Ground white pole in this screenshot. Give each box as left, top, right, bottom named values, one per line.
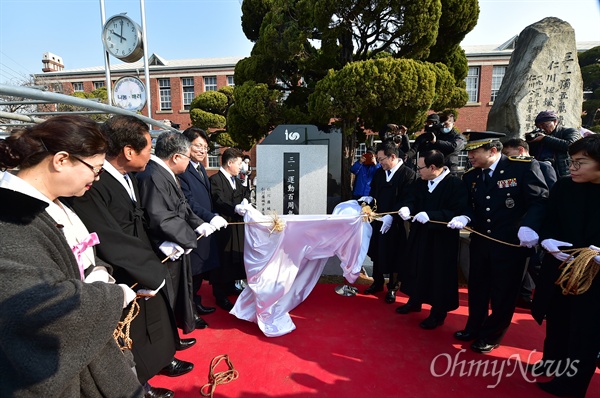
left=99, top=0, right=113, bottom=106
left=140, top=0, right=152, bottom=119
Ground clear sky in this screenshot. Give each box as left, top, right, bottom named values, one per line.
left=0, top=0, right=599, bottom=84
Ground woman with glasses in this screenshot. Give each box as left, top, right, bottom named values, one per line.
left=531, top=134, right=600, bottom=397
left=0, top=115, right=143, bottom=397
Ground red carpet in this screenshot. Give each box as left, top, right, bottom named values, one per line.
left=150, top=284, right=600, bottom=397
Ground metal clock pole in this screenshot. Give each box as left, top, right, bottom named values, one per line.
left=139, top=0, right=152, bottom=119
left=99, top=0, right=113, bottom=106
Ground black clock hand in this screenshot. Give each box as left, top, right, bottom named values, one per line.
left=111, top=31, right=127, bottom=41
left=119, top=20, right=124, bottom=43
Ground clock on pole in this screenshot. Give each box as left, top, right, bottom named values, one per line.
left=112, top=76, right=147, bottom=112
left=102, top=14, right=144, bottom=63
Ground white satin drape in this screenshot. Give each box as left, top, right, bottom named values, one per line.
left=231, top=200, right=372, bottom=337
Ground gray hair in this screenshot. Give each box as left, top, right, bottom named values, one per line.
left=154, top=132, right=190, bottom=159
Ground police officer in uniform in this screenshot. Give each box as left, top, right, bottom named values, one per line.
left=447, top=131, right=549, bottom=353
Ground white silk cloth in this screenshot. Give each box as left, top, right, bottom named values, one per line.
left=231, top=200, right=372, bottom=337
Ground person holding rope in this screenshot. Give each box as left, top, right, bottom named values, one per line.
left=136, top=132, right=219, bottom=333
left=396, top=149, right=468, bottom=329
left=448, top=131, right=549, bottom=354
left=0, top=115, right=144, bottom=397
left=530, top=134, right=600, bottom=397
left=68, top=116, right=196, bottom=396
left=359, top=139, right=416, bottom=303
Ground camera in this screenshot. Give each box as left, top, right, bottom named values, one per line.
left=525, top=128, right=544, bottom=141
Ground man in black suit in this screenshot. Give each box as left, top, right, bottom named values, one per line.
left=210, top=148, right=251, bottom=311
left=69, top=116, right=193, bottom=397
left=448, top=131, right=548, bottom=354
left=397, top=150, right=468, bottom=329
left=136, top=132, right=218, bottom=333
left=179, top=127, right=227, bottom=313
left=359, top=139, right=416, bottom=303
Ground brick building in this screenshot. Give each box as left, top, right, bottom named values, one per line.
left=33, top=37, right=598, bottom=162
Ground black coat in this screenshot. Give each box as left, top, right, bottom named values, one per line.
left=462, top=155, right=548, bottom=244
left=179, top=163, right=220, bottom=275
left=210, top=171, right=251, bottom=281
left=530, top=126, right=580, bottom=177
left=400, top=174, right=468, bottom=311
left=68, top=171, right=176, bottom=384
left=367, top=164, right=416, bottom=273
left=136, top=159, right=205, bottom=333
left=407, top=128, right=467, bottom=170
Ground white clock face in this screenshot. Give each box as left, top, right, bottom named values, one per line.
left=113, top=76, right=147, bottom=112
left=102, top=15, right=143, bottom=62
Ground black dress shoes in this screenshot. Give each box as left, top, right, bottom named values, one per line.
left=216, top=297, right=234, bottom=311
left=453, top=329, right=478, bottom=341
left=196, top=302, right=216, bottom=315
left=194, top=314, right=208, bottom=329
left=176, top=337, right=196, bottom=351
left=145, top=386, right=174, bottom=398
left=470, top=339, right=499, bottom=354
left=364, top=284, right=384, bottom=295
left=419, top=315, right=445, bottom=330
left=384, top=290, right=397, bottom=304
left=158, top=358, right=194, bottom=377
left=395, top=302, right=422, bottom=314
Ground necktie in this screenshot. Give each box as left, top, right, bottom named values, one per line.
left=231, top=176, right=236, bottom=189
left=196, top=164, right=205, bottom=183
left=386, top=170, right=391, bottom=178
left=482, top=168, right=491, bottom=187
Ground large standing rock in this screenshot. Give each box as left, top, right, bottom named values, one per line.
left=487, top=17, right=583, bottom=137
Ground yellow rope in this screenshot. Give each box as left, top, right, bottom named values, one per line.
left=554, top=247, right=600, bottom=295
left=200, top=354, right=239, bottom=398
left=113, top=297, right=141, bottom=351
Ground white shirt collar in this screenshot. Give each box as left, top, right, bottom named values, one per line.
left=220, top=167, right=236, bottom=189
left=428, top=167, right=450, bottom=192
left=386, top=158, right=403, bottom=181
left=103, top=161, right=136, bottom=201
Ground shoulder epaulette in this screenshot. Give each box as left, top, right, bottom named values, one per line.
left=463, top=167, right=476, bottom=174
left=508, top=155, right=533, bottom=162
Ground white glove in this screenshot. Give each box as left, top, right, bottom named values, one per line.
left=210, top=215, right=228, bottom=230
left=541, top=239, right=573, bottom=262
left=380, top=214, right=393, bottom=234
left=136, top=279, right=165, bottom=300
left=398, top=207, right=411, bottom=221
left=358, top=196, right=373, bottom=204
left=83, top=266, right=115, bottom=284
left=518, top=226, right=539, bottom=248
left=589, top=245, right=600, bottom=265
left=158, top=241, right=184, bottom=261
left=412, top=211, right=429, bottom=224
left=447, top=215, right=469, bottom=229
left=233, top=203, right=248, bottom=217
left=119, top=284, right=137, bottom=308
left=195, top=223, right=216, bottom=237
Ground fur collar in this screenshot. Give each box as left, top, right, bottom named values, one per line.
left=0, top=188, right=49, bottom=225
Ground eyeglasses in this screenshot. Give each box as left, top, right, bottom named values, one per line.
left=191, top=144, right=209, bottom=152
left=376, top=156, right=389, bottom=163
left=416, top=165, right=427, bottom=171
left=71, top=155, right=104, bottom=177
left=566, top=158, right=592, bottom=170
left=177, top=152, right=192, bottom=160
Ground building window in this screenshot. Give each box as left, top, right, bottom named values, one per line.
left=207, top=144, right=221, bottom=168
left=158, top=78, right=171, bottom=110
left=182, top=77, right=194, bottom=110
left=72, top=82, right=84, bottom=92
left=491, top=66, right=507, bottom=102
left=93, top=81, right=105, bottom=90
left=204, top=76, right=217, bottom=92
left=465, top=66, right=480, bottom=103
left=354, top=143, right=367, bottom=162
left=227, top=75, right=234, bottom=87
